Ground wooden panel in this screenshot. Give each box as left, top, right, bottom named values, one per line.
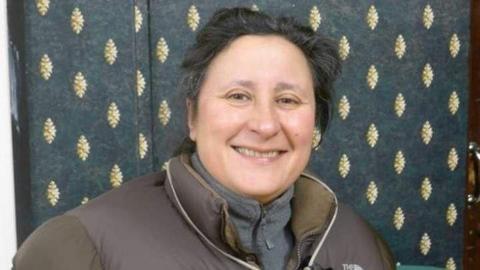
left=464, top=0, right=480, bottom=269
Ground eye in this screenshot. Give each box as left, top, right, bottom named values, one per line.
left=226, top=92, right=251, bottom=102
left=277, top=96, right=301, bottom=106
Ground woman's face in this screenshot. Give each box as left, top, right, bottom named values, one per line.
left=188, top=35, right=316, bottom=203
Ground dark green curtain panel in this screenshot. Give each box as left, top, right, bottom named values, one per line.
left=12, top=0, right=470, bottom=268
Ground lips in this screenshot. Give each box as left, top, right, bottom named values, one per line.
left=233, top=146, right=286, bottom=159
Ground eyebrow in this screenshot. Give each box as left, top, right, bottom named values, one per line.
left=274, top=82, right=302, bottom=92
left=228, top=80, right=303, bottom=92
left=230, top=80, right=256, bottom=89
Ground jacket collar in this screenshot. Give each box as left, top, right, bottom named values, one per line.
left=164, top=154, right=337, bottom=258
left=291, top=171, right=337, bottom=242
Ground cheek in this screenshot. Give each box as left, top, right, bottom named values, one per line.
left=286, top=110, right=316, bottom=143
left=196, top=102, right=245, bottom=135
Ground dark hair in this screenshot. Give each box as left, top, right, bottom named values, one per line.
left=174, top=7, right=341, bottom=155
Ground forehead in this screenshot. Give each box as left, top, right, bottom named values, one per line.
left=212, top=34, right=308, bottom=65
left=224, top=34, right=302, bottom=52
left=202, top=34, right=314, bottom=91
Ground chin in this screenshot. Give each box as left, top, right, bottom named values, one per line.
left=236, top=183, right=287, bottom=203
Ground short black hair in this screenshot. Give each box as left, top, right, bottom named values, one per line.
left=174, top=7, right=341, bottom=155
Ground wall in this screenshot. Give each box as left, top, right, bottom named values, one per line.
left=1, top=0, right=18, bottom=268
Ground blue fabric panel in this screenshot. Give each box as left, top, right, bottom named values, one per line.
left=24, top=0, right=139, bottom=226
left=134, top=0, right=155, bottom=175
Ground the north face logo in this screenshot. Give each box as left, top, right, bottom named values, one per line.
left=342, top=264, right=364, bottom=270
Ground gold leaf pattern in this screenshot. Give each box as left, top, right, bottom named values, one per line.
left=156, top=37, right=169, bottom=63
left=422, top=63, right=434, bottom=88
left=70, top=8, right=84, bottom=34
left=104, top=39, right=118, bottom=65
left=187, top=5, right=200, bottom=32
left=43, top=118, right=56, bottom=144
left=395, top=35, right=406, bottom=59
left=448, top=91, right=460, bottom=115
left=338, top=36, right=350, bottom=61
left=36, top=0, right=50, bottom=16
left=421, top=121, right=433, bottom=145
left=366, top=123, right=379, bottom=148
left=367, top=65, right=378, bottom=90
left=447, top=147, right=459, bottom=171
left=419, top=233, right=431, bottom=256
left=39, top=54, right=53, bottom=80
left=81, top=197, right=89, bottom=205
left=449, top=33, right=460, bottom=58
left=394, top=150, right=406, bottom=175
left=420, top=177, right=432, bottom=201
left=309, top=6, right=321, bottom=32
left=393, top=207, right=405, bottom=230
left=423, top=5, right=434, bottom=30
left=338, top=96, right=350, bottom=120
left=338, top=154, right=350, bottom=179
left=251, top=4, right=259, bottom=12
left=446, top=203, right=457, bottom=226
left=394, top=93, right=406, bottom=118
left=46, top=180, right=60, bottom=206
left=366, top=181, right=378, bottom=205
left=110, top=164, right=123, bottom=188
left=136, top=70, right=146, bottom=97
left=138, top=133, right=148, bottom=159
left=73, top=72, right=88, bottom=98
left=107, top=102, right=121, bottom=128
left=158, top=100, right=171, bottom=126
left=366, top=5, right=379, bottom=30
left=445, top=258, right=456, bottom=270
left=135, top=5, right=143, bottom=33
left=312, top=127, right=321, bottom=150
left=76, top=135, right=90, bottom=161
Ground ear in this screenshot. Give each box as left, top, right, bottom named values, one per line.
left=186, top=99, right=196, bottom=141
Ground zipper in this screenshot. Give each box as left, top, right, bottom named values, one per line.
left=260, top=205, right=266, bottom=219
left=293, top=234, right=316, bottom=270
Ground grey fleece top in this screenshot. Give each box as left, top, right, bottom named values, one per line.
left=191, top=153, right=294, bottom=270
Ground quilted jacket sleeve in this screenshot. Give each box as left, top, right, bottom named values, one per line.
left=13, top=215, right=103, bottom=270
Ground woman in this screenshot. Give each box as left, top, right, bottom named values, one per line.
left=14, top=7, right=394, bottom=270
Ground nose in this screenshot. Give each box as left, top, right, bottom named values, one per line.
left=247, top=101, right=281, bottom=139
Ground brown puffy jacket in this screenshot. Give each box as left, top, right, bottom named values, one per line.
left=14, top=154, right=395, bottom=270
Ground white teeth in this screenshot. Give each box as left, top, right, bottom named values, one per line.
left=235, top=147, right=280, bottom=158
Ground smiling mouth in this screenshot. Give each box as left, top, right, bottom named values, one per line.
left=233, top=146, right=285, bottom=159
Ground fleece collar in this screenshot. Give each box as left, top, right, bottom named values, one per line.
left=190, top=152, right=294, bottom=268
